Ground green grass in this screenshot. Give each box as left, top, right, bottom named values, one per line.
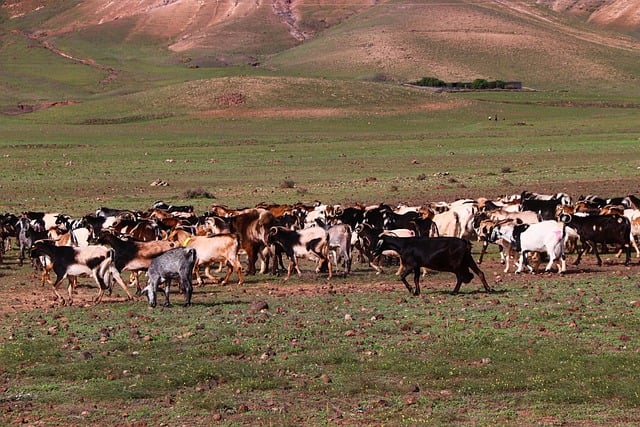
left=1, top=4, right=640, bottom=423
left=2, top=264, right=640, bottom=425
left=0, top=87, right=638, bottom=214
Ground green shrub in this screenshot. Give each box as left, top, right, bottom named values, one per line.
left=280, top=179, right=295, bottom=189
left=471, top=78, right=490, bottom=89
left=415, top=76, right=445, bottom=87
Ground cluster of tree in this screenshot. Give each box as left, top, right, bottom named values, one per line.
left=414, top=77, right=511, bottom=89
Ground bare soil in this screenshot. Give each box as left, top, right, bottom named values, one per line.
left=0, top=240, right=635, bottom=317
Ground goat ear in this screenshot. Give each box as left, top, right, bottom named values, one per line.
left=269, top=226, right=277, bottom=236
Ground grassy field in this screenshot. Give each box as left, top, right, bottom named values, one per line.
left=1, top=253, right=640, bottom=425
left=1, top=81, right=640, bottom=214
left=1, top=86, right=640, bottom=424
left=2, top=3, right=640, bottom=424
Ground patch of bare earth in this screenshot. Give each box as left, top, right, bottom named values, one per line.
left=2, top=100, right=78, bottom=116
left=2, top=0, right=56, bottom=18
left=195, top=100, right=471, bottom=119
left=0, top=246, right=634, bottom=316
left=537, top=0, right=640, bottom=30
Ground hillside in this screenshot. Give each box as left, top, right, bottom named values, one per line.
left=1, top=0, right=639, bottom=103
left=5, top=0, right=639, bottom=36
left=266, top=0, right=640, bottom=88
left=2, top=0, right=376, bottom=62
left=537, top=0, right=640, bottom=30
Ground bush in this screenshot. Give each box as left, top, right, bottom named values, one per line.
left=414, top=77, right=515, bottom=90
left=471, top=78, right=490, bottom=89
left=183, top=188, right=216, bottom=199
left=372, top=73, right=393, bottom=82
left=415, top=76, right=445, bottom=87
left=280, top=179, right=295, bottom=189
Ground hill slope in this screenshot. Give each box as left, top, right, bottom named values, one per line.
left=266, top=0, right=639, bottom=89
left=5, top=0, right=639, bottom=37
left=1, top=0, right=639, bottom=100
left=537, top=0, right=640, bottom=30
left=3, top=0, right=376, bottom=62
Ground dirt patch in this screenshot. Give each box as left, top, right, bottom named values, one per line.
left=2, top=100, right=78, bottom=116
left=215, top=92, right=246, bottom=108
left=195, top=99, right=471, bottom=119
left=2, top=0, right=56, bottom=18
left=0, top=248, right=632, bottom=317
left=537, top=0, right=640, bottom=30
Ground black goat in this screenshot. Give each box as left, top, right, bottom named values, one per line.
left=372, top=235, right=492, bottom=296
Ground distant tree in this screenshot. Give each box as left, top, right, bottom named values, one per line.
left=471, top=78, right=489, bottom=89
left=415, top=77, right=515, bottom=90
left=415, top=76, right=445, bottom=87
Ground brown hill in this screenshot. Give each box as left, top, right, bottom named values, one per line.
left=3, top=0, right=375, bottom=54
left=5, top=0, right=638, bottom=51
left=537, top=0, right=640, bottom=29
left=2, top=0, right=639, bottom=91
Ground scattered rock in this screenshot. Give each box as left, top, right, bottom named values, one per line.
left=404, top=395, right=418, bottom=406
left=248, top=301, right=269, bottom=314
left=150, top=178, right=169, bottom=186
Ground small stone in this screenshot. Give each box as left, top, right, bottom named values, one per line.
left=248, top=301, right=269, bottom=314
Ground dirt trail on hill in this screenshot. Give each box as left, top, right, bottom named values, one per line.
left=491, top=0, right=639, bottom=52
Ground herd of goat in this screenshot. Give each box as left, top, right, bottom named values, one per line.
left=1, top=191, right=639, bottom=307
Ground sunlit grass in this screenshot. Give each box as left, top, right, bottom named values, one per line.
left=2, top=267, right=640, bottom=424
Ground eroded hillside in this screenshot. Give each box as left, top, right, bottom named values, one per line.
left=2, top=0, right=375, bottom=53
left=2, top=0, right=639, bottom=96
left=537, top=0, right=640, bottom=29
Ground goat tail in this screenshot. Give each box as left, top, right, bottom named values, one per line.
left=186, top=247, right=197, bottom=265
left=453, top=211, right=462, bottom=238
